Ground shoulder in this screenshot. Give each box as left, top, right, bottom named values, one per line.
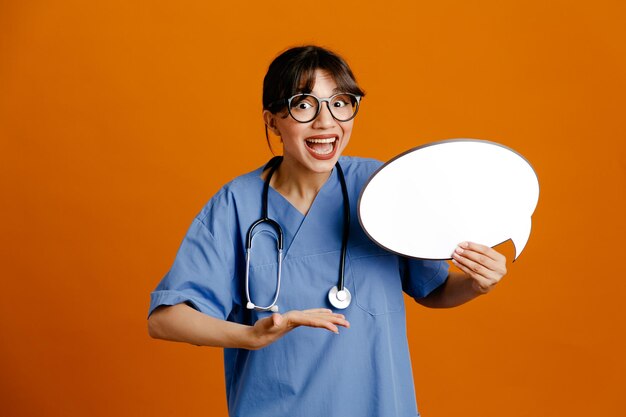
left=195, top=164, right=265, bottom=231
left=338, top=156, right=383, bottom=186
left=339, top=155, right=383, bottom=171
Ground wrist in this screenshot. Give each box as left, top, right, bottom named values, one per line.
left=243, top=324, right=265, bottom=350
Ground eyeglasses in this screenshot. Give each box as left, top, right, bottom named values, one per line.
left=280, top=93, right=362, bottom=123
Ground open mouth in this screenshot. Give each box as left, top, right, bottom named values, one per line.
left=305, top=137, right=338, bottom=157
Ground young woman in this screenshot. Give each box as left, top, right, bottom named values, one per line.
left=148, top=45, right=507, bottom=417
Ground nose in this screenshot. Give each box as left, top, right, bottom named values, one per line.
left=312, top=101, right=335, bottom=128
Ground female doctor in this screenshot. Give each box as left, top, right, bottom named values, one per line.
left=148, top=45, right=507, bottom=417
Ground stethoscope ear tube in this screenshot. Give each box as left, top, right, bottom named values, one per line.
left=244, top=241, right=283, bottom=312
left=246, top=218, right=283, bottom=250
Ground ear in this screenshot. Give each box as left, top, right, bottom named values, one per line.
left=263, top=110, right=281, bottom=137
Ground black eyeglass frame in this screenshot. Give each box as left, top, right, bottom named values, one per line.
left=270, top=93, right=362, bottom=123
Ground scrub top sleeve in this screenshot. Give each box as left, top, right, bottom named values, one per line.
left=401, top=257, right=450, bottom=299
left=148, top=217, right=234, bottom=319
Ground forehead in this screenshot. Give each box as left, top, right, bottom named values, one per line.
left=298, top=69, right=339, bottom=94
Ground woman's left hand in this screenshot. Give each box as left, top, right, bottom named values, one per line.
left=451, top=241, right=507, bottom=294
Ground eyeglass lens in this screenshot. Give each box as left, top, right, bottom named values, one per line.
left=289, top=94, right=358, bottom=123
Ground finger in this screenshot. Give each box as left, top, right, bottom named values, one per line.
left=459, top=241, right=506, bottom=263
left=299, top=308, right=347, bottom=321
left=316, top=315, right=350, bottom=328
left=300, top=313, right=350, bottom=329
left=457, top=242, right=507, bottom=278
left=452, top=252, right=503, bottom=290
left=252, top=315, right=284, bottom=339
left=255, top=314, right=283, bottom=331
left=453, top=245, right=499, bottom=275
left=451, top=258, right=494, bottom=293
left=302, top=308, right=333, bottom=314
left=287, top=312, right=349, bottom=332
left=452, top=250, right=496, bottom=280
left=308, top=311, right=347, bottom=320
left=299, top=316, right=340, bottom=333
left=271, top=313, right=283, bottom=328
left=451, top=256, right=472, bottom=276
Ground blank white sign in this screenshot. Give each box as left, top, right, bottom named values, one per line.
left=358, top=139, right=539, bottom=260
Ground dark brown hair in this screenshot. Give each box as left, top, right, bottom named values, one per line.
left=262, top=45, right=365, bottom=149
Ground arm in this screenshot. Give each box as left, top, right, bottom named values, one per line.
left=417, top=241, right=507, bottom=308
left=148, top=303, right=349, bottom=350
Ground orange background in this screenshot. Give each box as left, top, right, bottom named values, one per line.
left=1, top=1, right=625, bottom=416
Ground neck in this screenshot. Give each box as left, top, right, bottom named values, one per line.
left=269, top=158, right=333, bottom=215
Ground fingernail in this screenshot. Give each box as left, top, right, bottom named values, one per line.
left=455, top=247, right=464, bottom=254
left=460, top=242, right=469, bottom=248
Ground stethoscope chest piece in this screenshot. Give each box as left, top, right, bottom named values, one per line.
left=328, top=286, right=351, bottom=309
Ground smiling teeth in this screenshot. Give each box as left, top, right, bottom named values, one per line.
left=306, top=138, right=336, bottom=143
left=306, top=137, right=336, bottom=155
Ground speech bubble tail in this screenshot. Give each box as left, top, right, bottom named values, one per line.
left=509, top=217, right=532, bottom=261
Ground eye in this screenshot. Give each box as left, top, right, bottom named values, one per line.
left=290, top=95, right=317, bottom=111
left=331, top=94, right=352, bottom=108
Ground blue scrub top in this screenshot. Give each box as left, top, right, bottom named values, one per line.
left=149, top=156, right=449, bottom=417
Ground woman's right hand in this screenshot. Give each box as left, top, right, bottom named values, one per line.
left=249, top=308, right=350, bottom=350
left=148, top=304, right=349, bottom=350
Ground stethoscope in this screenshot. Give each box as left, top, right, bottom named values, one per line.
left=245, top=156, right=351, bottom=312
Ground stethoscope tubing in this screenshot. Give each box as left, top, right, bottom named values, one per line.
left=245, top=156, right=350, bottom=312
left=336, top=160, right=350, bottom=293
left=245, top=242, right=282, bottom=313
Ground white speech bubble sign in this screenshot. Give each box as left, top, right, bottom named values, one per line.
left=358, top=139, right=539, bottom=260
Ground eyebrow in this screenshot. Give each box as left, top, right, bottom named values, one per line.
left=293, top=88, right=344, bottom=96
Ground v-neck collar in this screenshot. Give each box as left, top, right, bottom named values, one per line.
left=257, top=166, right=342, bottom=259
